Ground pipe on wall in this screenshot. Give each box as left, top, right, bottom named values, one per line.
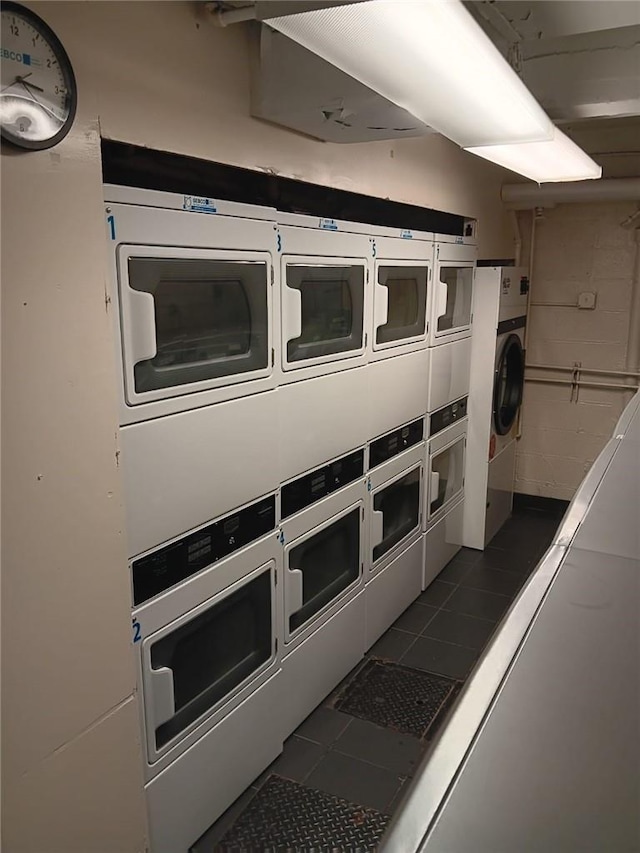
left=502, top=177, right=640, bottom=209
left=625, top=228, right=640, bottom=401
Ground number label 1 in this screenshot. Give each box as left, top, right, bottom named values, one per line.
left=107, top=214, right=116, bottom=241
left=132, top=618, right=141, bottom=644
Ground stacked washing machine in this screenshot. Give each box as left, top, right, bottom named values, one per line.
left=104, top=186, right=285, bottom=853
left=104, top=184, right=477, bottom=852
left=423, top=235, right=477, bottom=588
left=464, top=266, right=528, bottom=549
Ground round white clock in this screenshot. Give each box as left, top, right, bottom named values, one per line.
left=0, top=2, right=77, bottom=149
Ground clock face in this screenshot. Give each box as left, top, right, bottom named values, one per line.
left=0, top=2, right=77, bottom=149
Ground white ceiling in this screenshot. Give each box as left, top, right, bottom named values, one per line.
left=223, top=0, right=640, bottom=176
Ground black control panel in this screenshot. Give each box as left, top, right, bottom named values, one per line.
left=132, top=495, right=276, bottom=606
left=281, top=449, right=364, bottom=519
left=369, top=418, right=424, bottom=470
left=429, top=397, right=468, bottom=437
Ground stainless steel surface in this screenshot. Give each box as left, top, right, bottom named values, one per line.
left=383, top=388, right=640, bottom=853
left=379, top=543, right=568, bottom=853
left=421, top=548, right=640, bottom=853
left=572, top=440, right=640, bottom=560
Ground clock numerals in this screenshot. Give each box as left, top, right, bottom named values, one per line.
left=9, top=22, right=19, bottom=35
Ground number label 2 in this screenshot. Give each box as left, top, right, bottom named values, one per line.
left=132, top=618, right=141, bottom=644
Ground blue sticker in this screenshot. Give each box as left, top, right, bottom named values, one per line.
left=401, top=229, right=413, bottom=239
left=455, top=236, right=464, bottom=244
left=183, top=196, right=217, bottom=214
left=319, top=218, right=338, bottom=231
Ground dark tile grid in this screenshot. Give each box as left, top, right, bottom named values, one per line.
left=192, top=501, right=565, bottom=852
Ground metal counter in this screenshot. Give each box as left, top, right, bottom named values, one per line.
left=381, top=391, right=640, bottom=853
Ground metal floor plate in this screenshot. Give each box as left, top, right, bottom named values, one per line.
left=334, top=660, right=458, bottom=739
left=217, top=774, right=389, bottom=852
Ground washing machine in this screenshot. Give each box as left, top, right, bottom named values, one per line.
left=131, top=497, right=283, bottom=853
left=365, top=434, right=424, bottom=649
left=279, top=452, right=367, bottom=738
left=423, top=399, right=468, bottom=588
left=464, top=266, right=528, bottom=549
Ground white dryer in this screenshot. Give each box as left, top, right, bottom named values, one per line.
left=279, top=453, right=367, bottom=738
left=426, top=239, right=476, bottom=417
left=276, top=213, right=372, bottom=481
left=365, top=432, right=424, bottom=649
left=132, top=497, right=283, bottom=853
left=423, top=401, right=468, bottom=589
left=367, top=229, right=432, bottom=440
left=464, top=266, right=528, bottom=549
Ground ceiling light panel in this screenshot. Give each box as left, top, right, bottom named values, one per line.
left=265, top=0, right=554, bottom=147
left=466, top=128, right=603, bottom=182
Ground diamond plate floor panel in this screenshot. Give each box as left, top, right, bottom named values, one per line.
left=217, top=774, right=389, bottom=852
left=334, top=659, right=458, bottom=739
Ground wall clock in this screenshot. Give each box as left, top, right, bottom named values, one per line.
left=0, top=1, right=77, bottom=149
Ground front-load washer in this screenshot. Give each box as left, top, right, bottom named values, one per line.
left=279, top=465, right=367, bottom=737
left=132, top=506, right=283, bottom=853
left=423, top=401, right=468, bottom=588
left=104, top=185, right=279, bottom=426
left=464, top=266, right=528, bottom=549
left=365, top=441, right=424, bottom=648
left=428, top=242, right=476, bottom=347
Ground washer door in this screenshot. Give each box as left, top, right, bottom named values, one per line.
left=493, top=333, right=525, bottom=436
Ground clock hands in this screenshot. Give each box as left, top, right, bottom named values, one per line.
left=1, top=73, right=45, bottom=94
left=16, top=74, right=45, bottom=93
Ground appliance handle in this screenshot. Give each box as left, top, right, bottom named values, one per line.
left=149, top=665, right=175, bottom=728
left=374, top=278, right=389, bottom=332
left=282, top=282, right=302, bottom=343
left=371, top=507, right=384, bottom=549
left=436, top=277, right=449, bottom=323
left=430, top=470, right=441, bottom=503
left=287, top=567, right=304, bottom=614
left=123, top=288, right=157, bottom=364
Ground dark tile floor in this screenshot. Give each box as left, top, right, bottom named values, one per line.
left=192, top=494, right=568, bottom=852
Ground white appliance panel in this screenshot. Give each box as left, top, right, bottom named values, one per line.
left=365, top=536, right=423, bottom=650
left=427, top=338, right=472, bottom=414
left=425, top=418, right=467, bottom=530
left=372, top=256, right=431, bottom=358
left=368, top=443, right=424, bottom=576
left=429, top=243, right=476, bottom=346
left=281, top=478, right=367, bottom=650
left=105, top=196, right=279, bottom=424
left=121, top=391, right=279, bottom=558
left=280, top=591, right=366, bottom=740
left=145, top=671, right=283, bottom=853
left=423, top=498, right=464, bottom=590
left=367, top=350, right=429, bottom=441
left=278, top=368, right=368, bottom=483
left=485, top=441, right=517, bottom=546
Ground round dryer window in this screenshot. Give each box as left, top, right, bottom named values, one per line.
left=493, top=333, right=524, bottom=436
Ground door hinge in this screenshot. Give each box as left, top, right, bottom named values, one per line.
left=275, top=638, right=278, bottom=653
left=271, top=267, right=274, bottom=286
left=271, top=348, right=275, bottom=367
left=364, top=333, right=368, bottom=348
left=362, top=506, right=365, bottom=520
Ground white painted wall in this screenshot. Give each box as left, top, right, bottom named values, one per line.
left=1, top=2, right=515, bottom=851
left=516, top=202, right=638, bottom=500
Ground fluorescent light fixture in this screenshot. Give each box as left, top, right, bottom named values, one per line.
left=466, top=127, right=603, bottom=182
left=265, top=0, right=554, bottom=148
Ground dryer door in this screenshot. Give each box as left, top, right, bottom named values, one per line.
left=373, top=262, right=429, bottom=351
left=493, top=333, right=525, bottom=436
left=119, top=247, right=271, bottom=405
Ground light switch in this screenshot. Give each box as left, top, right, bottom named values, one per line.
left=578, top=291, right=597, bottom=310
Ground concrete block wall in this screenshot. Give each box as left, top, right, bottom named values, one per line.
left=515, top=202, right=638, bottom=500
